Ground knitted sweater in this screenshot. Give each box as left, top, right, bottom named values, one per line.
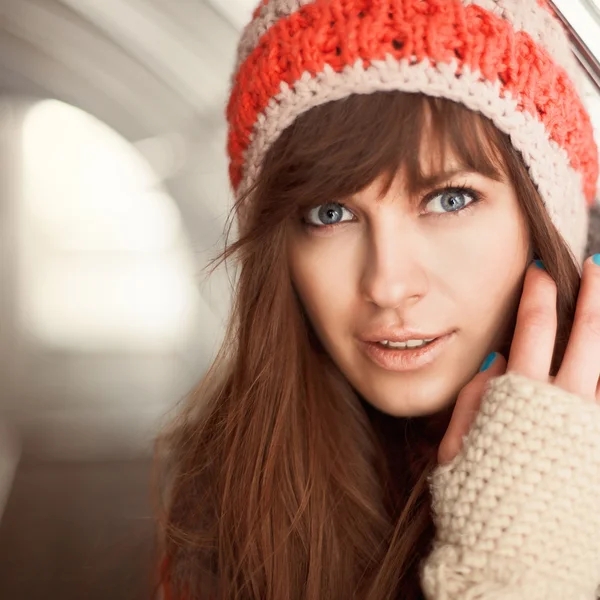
left=420, top=372, right=600, bottom=599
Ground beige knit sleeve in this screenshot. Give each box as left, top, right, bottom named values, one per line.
left=420, top=373, right=600, bottom=600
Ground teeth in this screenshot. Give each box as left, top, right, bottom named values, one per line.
left=379, top=339, right=434, bottom=349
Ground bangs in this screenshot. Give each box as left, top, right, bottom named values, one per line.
left=251, top=91, right=510, bottom=226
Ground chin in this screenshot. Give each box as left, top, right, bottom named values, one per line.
left=359, top=379, right=459, bottom=418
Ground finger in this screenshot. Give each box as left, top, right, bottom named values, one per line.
left=506, top=261, right=557, bottom=381
left=438, top=352, right=507, bottom=465
left=555, top=255, right=600, bottom=398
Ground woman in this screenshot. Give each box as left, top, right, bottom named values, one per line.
left=157, top=0, right=600, bottom=598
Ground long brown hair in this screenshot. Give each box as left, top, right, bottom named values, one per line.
left=156, top=92, right=581, bottom=599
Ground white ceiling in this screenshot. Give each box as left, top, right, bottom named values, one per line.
left=204, top=0, right=255, bottom=30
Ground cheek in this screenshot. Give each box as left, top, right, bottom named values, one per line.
left=288, top=239, right=357, bottom=341
left=444, top=209, right=528, bottom=326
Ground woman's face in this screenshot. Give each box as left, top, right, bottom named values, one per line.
left=288, top=151, right=531, bottom=417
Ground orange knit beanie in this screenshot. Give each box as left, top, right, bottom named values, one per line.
left=227, top=0, right=598, bottom=261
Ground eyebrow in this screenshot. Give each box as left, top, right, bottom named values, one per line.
left=412, top=166, right=503, bottom=193
left=349, top=164, right=506, bottom=207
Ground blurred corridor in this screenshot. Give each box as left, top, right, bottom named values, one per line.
left=0, top=0, right=252, bottom=598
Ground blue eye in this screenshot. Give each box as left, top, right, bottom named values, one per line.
left=305, top=203, right=354, bottom=227
left=425, top=187, right=479, bottom=214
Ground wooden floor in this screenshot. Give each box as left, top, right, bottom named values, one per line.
left=0, top=460, right=157, bottom=600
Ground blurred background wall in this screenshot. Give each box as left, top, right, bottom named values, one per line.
left=0, top=1, right=254, bottom=598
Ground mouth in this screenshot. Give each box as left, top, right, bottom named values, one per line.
left=360, top=332, right=455, bottom=372
left=377, top=338, right=436, bottom=350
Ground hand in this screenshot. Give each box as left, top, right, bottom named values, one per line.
left=438, top=256, right=600, bottom=465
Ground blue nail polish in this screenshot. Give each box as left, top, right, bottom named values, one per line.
left=593, top=254, right=600, bottom=266
left=479, top=352, right=497, bottom=373
left=534, top=260, right=546, bottom=270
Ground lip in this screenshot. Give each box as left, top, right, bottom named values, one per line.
left=362, top=328, right=451, bottom=344
left=360, top=331, right=455, bottom=372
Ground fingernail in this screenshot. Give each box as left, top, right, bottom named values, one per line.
left=593, top=254, right=600, bottom=266
left=479, top=352, right=497, bottom=373
left=534, top=259, right=546, bottom=270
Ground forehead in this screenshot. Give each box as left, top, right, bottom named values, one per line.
left=377, top=118, right=508, bottom=203
left=418, top=105, right=501, bottom=172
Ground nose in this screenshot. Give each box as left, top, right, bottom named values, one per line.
left=360, top=220, right=429, bottom=309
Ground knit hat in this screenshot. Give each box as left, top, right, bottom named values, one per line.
left=226, top=0, right=599, bottom=262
